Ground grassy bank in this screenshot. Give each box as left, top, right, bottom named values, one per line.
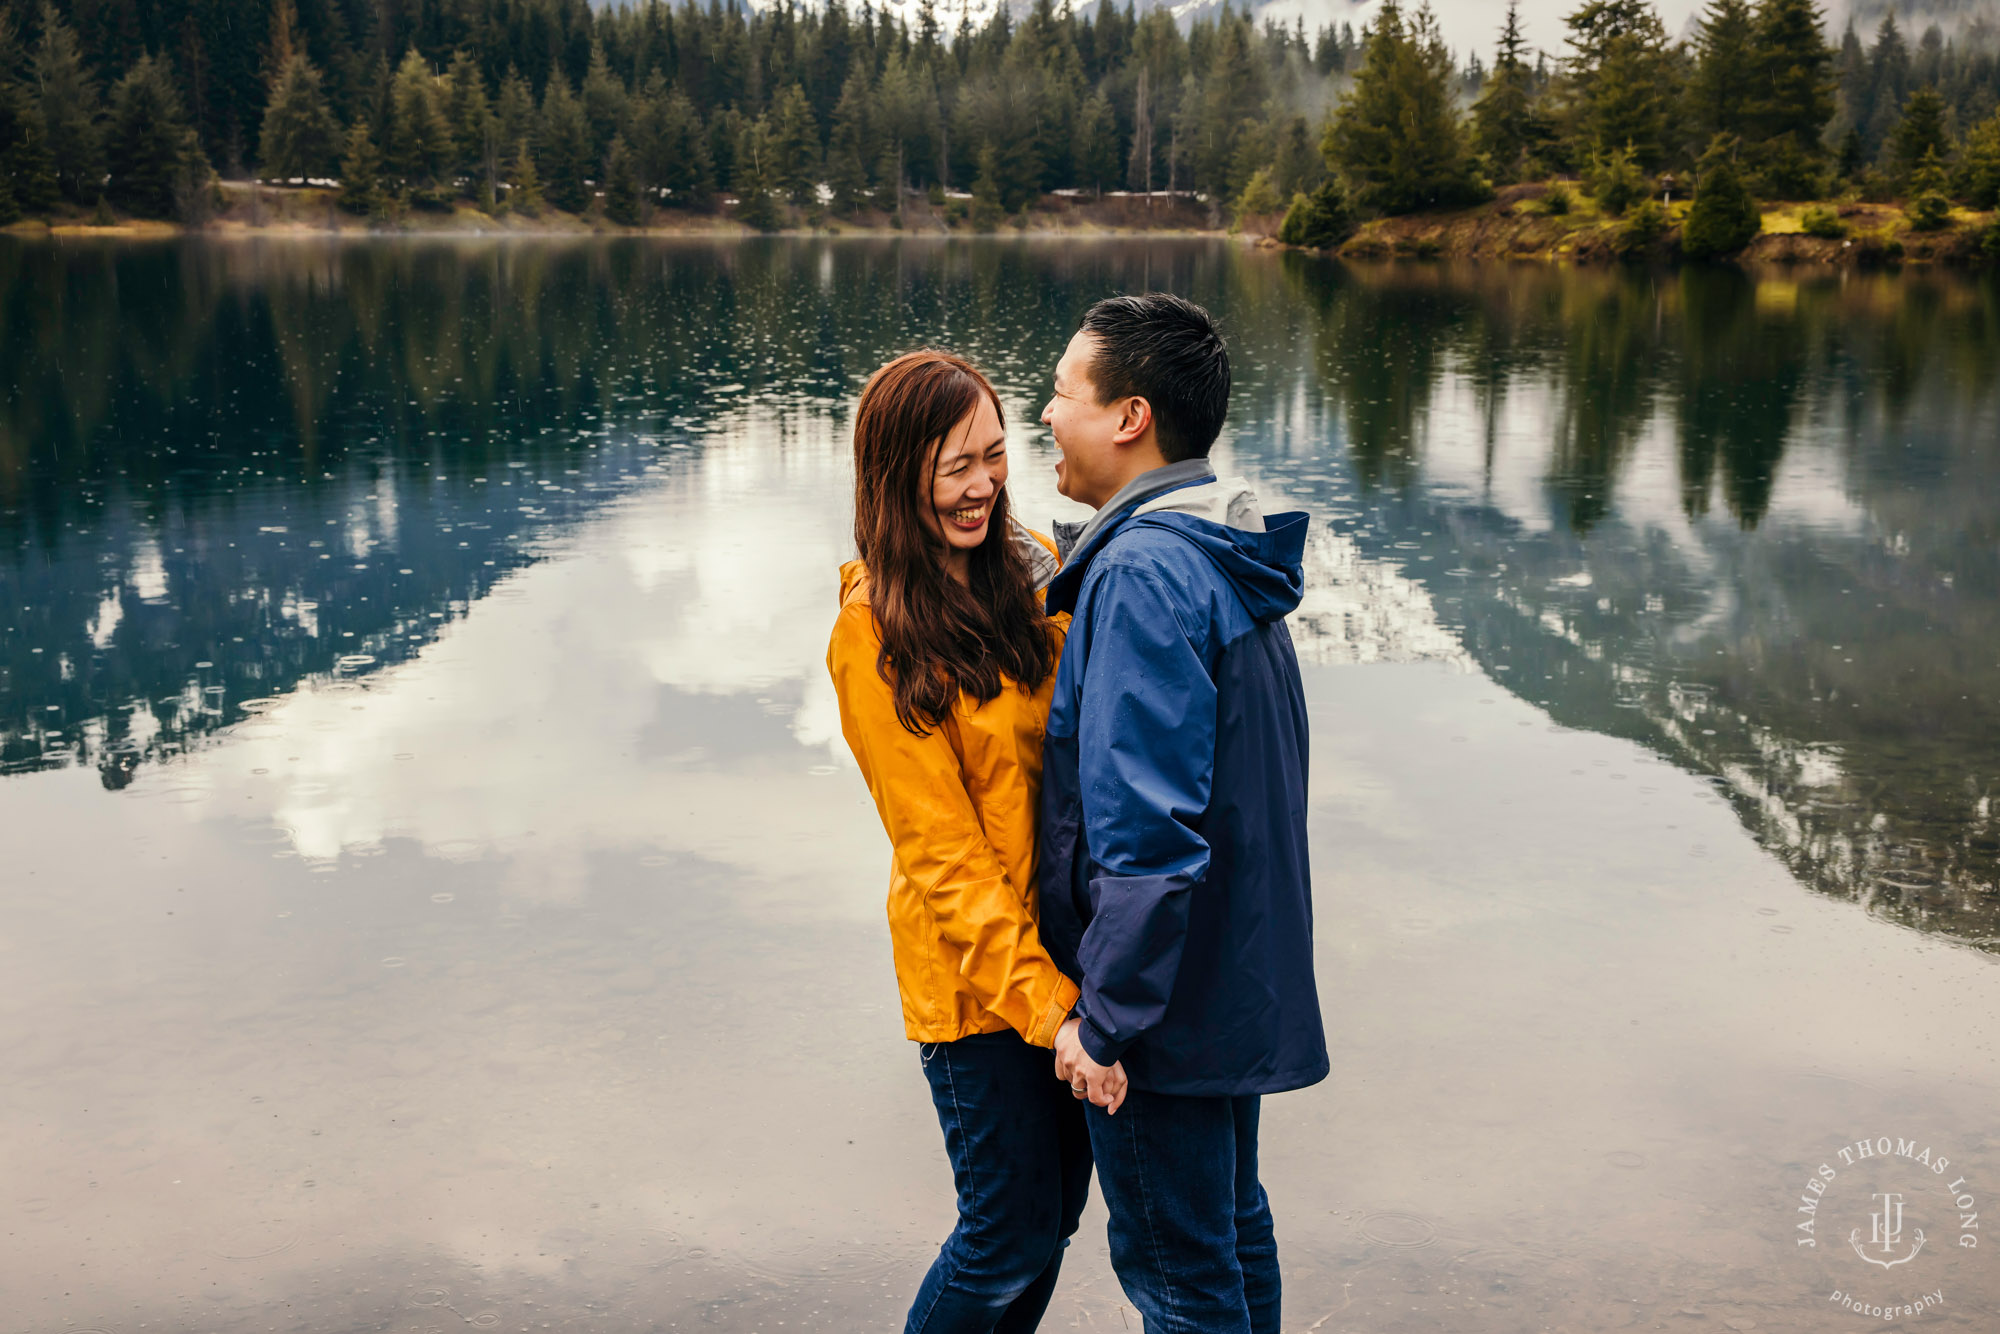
left=2, top=182, right=1222, bottom=239
left=1244, top=181, right=2000, bottom=268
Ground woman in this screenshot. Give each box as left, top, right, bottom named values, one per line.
left=827, top=350, right=1092, bottom=1333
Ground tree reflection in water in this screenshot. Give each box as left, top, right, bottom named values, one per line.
left=2, top=238, right=1997, bottom=951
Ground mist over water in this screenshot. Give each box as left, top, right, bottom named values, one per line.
left=3, top=237, right=1999, bottom=1332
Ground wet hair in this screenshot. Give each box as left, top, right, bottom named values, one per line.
left=851, top=350, right=1056, bottom=736
left=1077, top=293, right=1231, bottom=463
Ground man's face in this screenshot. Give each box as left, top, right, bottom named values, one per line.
left=1041, top=330, right=1129, bottom=510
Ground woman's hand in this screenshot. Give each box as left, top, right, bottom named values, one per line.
left=1054, top=1016, right=1128, bottom=1114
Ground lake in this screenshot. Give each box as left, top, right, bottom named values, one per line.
left=3, top=237, right=1998, bottom=1332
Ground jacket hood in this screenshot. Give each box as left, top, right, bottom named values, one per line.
left=1048, top=471, right=1308, bottom=623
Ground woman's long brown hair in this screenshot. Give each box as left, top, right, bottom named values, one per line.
left=852, top=351, right=1055, bottom=735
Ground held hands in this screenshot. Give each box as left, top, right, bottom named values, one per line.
left=1054, top=1016, right=1128, bottom=1115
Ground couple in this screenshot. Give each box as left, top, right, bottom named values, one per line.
left=827, top=293, right=1326, bottom=1333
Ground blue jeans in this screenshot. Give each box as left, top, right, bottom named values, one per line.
left=1086, top=1091, right=1279, bottom=1334
left=907, top=1030, right=1094, bottom=1334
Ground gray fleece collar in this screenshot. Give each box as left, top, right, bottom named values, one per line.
left=1051, top=458, right=1217, bottom=562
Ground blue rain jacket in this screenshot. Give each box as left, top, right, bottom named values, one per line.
left=1039, top=462, right=1329, bottom=1097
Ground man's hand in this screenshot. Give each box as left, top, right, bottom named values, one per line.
left=1054, top=1016, right=1127, bottom=1114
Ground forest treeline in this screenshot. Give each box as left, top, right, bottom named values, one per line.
left=1, top=0, right=1998, bottom=237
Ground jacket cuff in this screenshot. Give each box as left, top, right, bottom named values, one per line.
left=1025, top=974, right=1081, bottom=1048
left=1078, top=1013, right=1131, bottom=1067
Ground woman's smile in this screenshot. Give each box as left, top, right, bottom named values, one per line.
left=947, top=502, right=990, bottom=531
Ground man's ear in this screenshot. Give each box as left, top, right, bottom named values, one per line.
left=1111, top=396, right=1153, bottom=447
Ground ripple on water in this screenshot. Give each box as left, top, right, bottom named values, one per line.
left=1360, top=1211, right=1437, bottom=1247
left=211, top=1216, right=300, bottom=1259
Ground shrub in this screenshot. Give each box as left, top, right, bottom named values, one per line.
left=1278, top=179, right=1357, bottom=250
left=1231, top=167, right=1283, bottom=231
left=1982, top=214, right=2000, bottom=259
left=1541, top=182, right=1573, bottom=215
left=1682, top=138, right=1762, bottom=259
left=1612, top=198, right=1668, bottom=255
left=1906, top=192, right=1952, bottom=232
left=1799, top=204, right=1845, bottom=238
left=1588, top=142, right=1648, bottom=216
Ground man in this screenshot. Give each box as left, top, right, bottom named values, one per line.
left=1038, top=293, right=1327, bottom=1334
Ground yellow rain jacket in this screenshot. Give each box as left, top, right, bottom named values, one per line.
left=827, top=532, right=1079, bottom=1049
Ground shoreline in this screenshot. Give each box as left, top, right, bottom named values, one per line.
left=9, top=181, right=1996, bottom=269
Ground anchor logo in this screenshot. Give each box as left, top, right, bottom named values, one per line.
left=1849, top=1192, right=1926, bottom=1269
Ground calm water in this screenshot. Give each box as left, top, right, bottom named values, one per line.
left=4, top=239, right=1999, bottom=1332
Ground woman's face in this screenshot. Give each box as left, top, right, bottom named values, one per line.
left=922, top=394, right=1008, bottom=559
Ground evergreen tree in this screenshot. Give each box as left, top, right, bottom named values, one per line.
left=444, top=51, right=494, bottom=186
left=1588, top=140, right=1648, bottom=214
left=103, top=54, right=201, bottom=218
left=766, top=83, right=820, bottom=205
left=1325, top=0, right=1487, bottom=215
left=0, top=25, right=59, bottom=213
left=33, top=3, right=100, bottom=203
left=1686, top=0, right=1758, bottom=148
left=506, top=138, right=543, bottom=216
left=1075, top=88, right=1118, bottom=194
left=734, top=116, right=781, bottom=230
left=1231, top=164, right=1281, bottom=226
left=259, top=52, right=339, bottom=180
left=1962, top=109, right=2000, bottom=210
left=825, top=66, right=873, bottom=214
left=580, top=39, right=627, bottom=163
left=1890, top=86, right=1950, bottom=185
left=1682, top=134, right=1761, bottom=257
left=1271, top=114, right=1325, bottom=197
left=1746, top=0, right=1834, bottom=195
left=1829, top=19, right=1869, bottom=147
left=537, top=72, right=593, bottom=213
left=338, top=120, right=383, bottom=215
left=1861, top=12, right=1909, bottom=162
left=494, top=67, right=537, bottom=156
left=1472, top=1, right=1545, bottom=184
left=1561, top=0, right=1675, bottom=171
left=386, top=49, right=453, bottom=192
left=603, top=133, right=641, bottom=224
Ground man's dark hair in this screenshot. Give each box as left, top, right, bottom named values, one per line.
left=1077, top=293, right=1231, bottom=463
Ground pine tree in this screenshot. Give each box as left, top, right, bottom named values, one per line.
left=580, top=39, right=627, bottom=163
left=1561, top=0, right=1675, bottom=171
left=1682, top=135, right=1762, bottom=257
left=1890, top=86, right=1950, bottom=186
left=386, top=49, right=454, bottom=194
left=338, top=120, right=383, bottom=215
left=506, top=138, right=543, bottom=216
left=537, top=72, right=593, bottom=214
left=444, top=51, right=494, bottom=187
left=1862, top=12, right=1909, bottom=162
left=1075, top=89, right=1118, bottom=194
left=1963, top=109, right=2000, bottom=210
left=734, top=116, right=781, bottom=231
left=1472, top=1, right=1544, bottom=184
left=102, top=54, right=201, bottom=218
left=1687, top=0, right=1758, bottom=148
left=1325, top=0, right=1487, bottom=215
left=33, top=3, right=101, bottom=203
left=260, top=52, right=339, bottom=181
left=825, top=66, right=873, bottom=214
left=1588, top=140, right=1648, bottom=214
left=766, top=83, right=820, bottom=205
left=0, top=32, right=59, bottom=214
left=1271, top=115, right=1325, bottom=198
left=603, top=133, right=641, bottom=224
left=494, top=67, right=536, bottom=156
left=1231, top=165, right=1281, bottom=227
left=1746, top=0, right=1835, bottom=196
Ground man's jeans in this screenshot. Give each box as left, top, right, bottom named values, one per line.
left=906, top=1030, right=1094, bottom=1334
left=1086, top=1091, right=1278, bottom=1334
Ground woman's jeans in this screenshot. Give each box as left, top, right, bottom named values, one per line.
left=906, top=1030, right=1093, bottom=1334
left=1086, top=1091, right=1278, bottom=1334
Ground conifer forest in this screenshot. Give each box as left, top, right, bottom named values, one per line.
left=0, top=0, right=1998, bottom=239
